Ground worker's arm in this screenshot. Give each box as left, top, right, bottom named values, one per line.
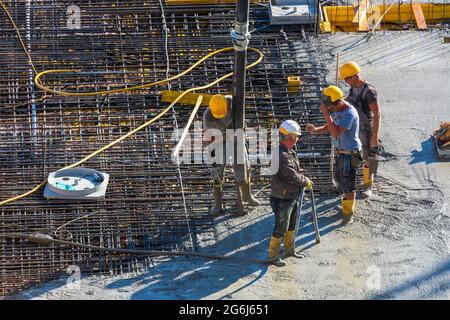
left=369, top=101, right=381, bottom=147
left=306, top=123, right=329, bottom=134
left=203, top=128, right=225, bottom=144
left=319, top=103, right=347, bottom=139
left=203, top=129, right=212, bottom=143
left=203, top=108, right=226, bottom=144
left=365, top=86, right=381, bottom=148
left=278, top=151, right=310, bottom=187
left=203, top=110, right=212, bottom=143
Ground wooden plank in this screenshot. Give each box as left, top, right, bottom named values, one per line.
left=161, top=90, right=213, bottom=106
left=412, top=1, right=428, bottom=30
left=320, top=21, right=331, bottom=33
left=352, top=1, right=365, bottom=23
left=353, top=0, right=369, bottom=31
left=321, top=6, right=332, bottom=33
left=172, top=95, right=203, bottom=159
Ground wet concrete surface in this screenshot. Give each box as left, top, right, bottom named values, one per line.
left=5, top=30, right=450, bottom=300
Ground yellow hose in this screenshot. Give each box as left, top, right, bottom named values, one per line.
left=0, top=1, right=264, bottom=206
left=0, top=2, right=292, bottom=265
left=0, top=48, right=264, bottom=206
left=35, top=47, right=262, bottom=97
left=0, top=0, right=37, bottom=74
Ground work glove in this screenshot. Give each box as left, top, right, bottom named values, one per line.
left=305, top=179, right=313, bottom=190
left=369, top=144, right=385, bottom=158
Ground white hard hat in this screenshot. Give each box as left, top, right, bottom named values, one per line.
left=279, top=120, right=302, bottom=136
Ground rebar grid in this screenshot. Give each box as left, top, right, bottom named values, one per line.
left=0, top=0, right=331, bottom=296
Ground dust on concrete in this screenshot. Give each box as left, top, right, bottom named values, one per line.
left=5, top=30, right=450, bottom=300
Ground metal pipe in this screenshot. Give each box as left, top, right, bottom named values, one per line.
left=230, top=0, right=251, bottom=215
left=25, top=0, right=37, bottom=146
left=231, top=0, right=250, bottom=167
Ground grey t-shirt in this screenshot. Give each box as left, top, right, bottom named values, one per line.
left=346, top=82, right=378, bottom=124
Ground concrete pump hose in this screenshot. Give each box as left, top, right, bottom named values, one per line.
left=0, top=232, right=280, bottom=265
left=0, top=47, right=263, bottom=206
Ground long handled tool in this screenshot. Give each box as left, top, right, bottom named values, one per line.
left=310, top=188, right=321, bottom=244
left=293, top=187, right=321, bottom=252
left=231, top=0, right=251, bottom=216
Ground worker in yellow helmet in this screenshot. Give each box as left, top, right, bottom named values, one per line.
left=340, top=61, right=382, bottom=199
left=306, top=86, right=362, bottom=224
left=269, top=120, right=312, bottom=267
left=203, top=94, right=260, bottom=217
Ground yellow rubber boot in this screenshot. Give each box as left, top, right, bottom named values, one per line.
left=363, top=165, right=373, bottom=188
left=284, top=230, right=305, bottom=259
left=342, top=199, right=355, bottom=224
left=362, top=165, right=373, bottom=198
left=269, top=236, right=287, bottom=267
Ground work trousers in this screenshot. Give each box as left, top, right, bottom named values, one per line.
left=270, top=196, right=298, bottom=238
left=210, top=142, right=248, bottom=186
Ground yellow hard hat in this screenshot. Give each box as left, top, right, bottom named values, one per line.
left=340, top=61, right=361, bottom=80
left=209, top=94, right=228, bottom=119
left=323, top=85, right=344, bottom=103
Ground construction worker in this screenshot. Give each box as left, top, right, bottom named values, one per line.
left=203, top=94, right=260, bottom=216
left=307, top=86, right=362, bottom=224
left=340, top=62, right=381, bottom=198
left=269, top=120, right=313, bottom=267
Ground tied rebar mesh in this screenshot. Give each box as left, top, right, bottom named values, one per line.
left=0, top=0, right=331, bottom=296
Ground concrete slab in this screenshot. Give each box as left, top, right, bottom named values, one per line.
left=6, top=30, right=450, bottom=301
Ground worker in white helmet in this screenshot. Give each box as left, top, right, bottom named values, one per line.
left=269, top=120, right=313, bottom=267
left=203, top=94, right=260, bottom=217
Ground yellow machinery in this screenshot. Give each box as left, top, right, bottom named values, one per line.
left=166, top=0, right=260, bottom=5
left=321, top=3, right=450, bottom=33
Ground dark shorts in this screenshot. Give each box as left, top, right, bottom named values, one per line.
left=334, top=154, right=357, bottom=194
left=270, top=196, right=298, bottom=238
left=359, top=126, right=371, bottom=161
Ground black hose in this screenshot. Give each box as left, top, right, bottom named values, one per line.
left=0, top=232, right=275, bottom=265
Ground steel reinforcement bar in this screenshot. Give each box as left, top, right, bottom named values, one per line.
left=0, top=0, right=331, bottom=296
